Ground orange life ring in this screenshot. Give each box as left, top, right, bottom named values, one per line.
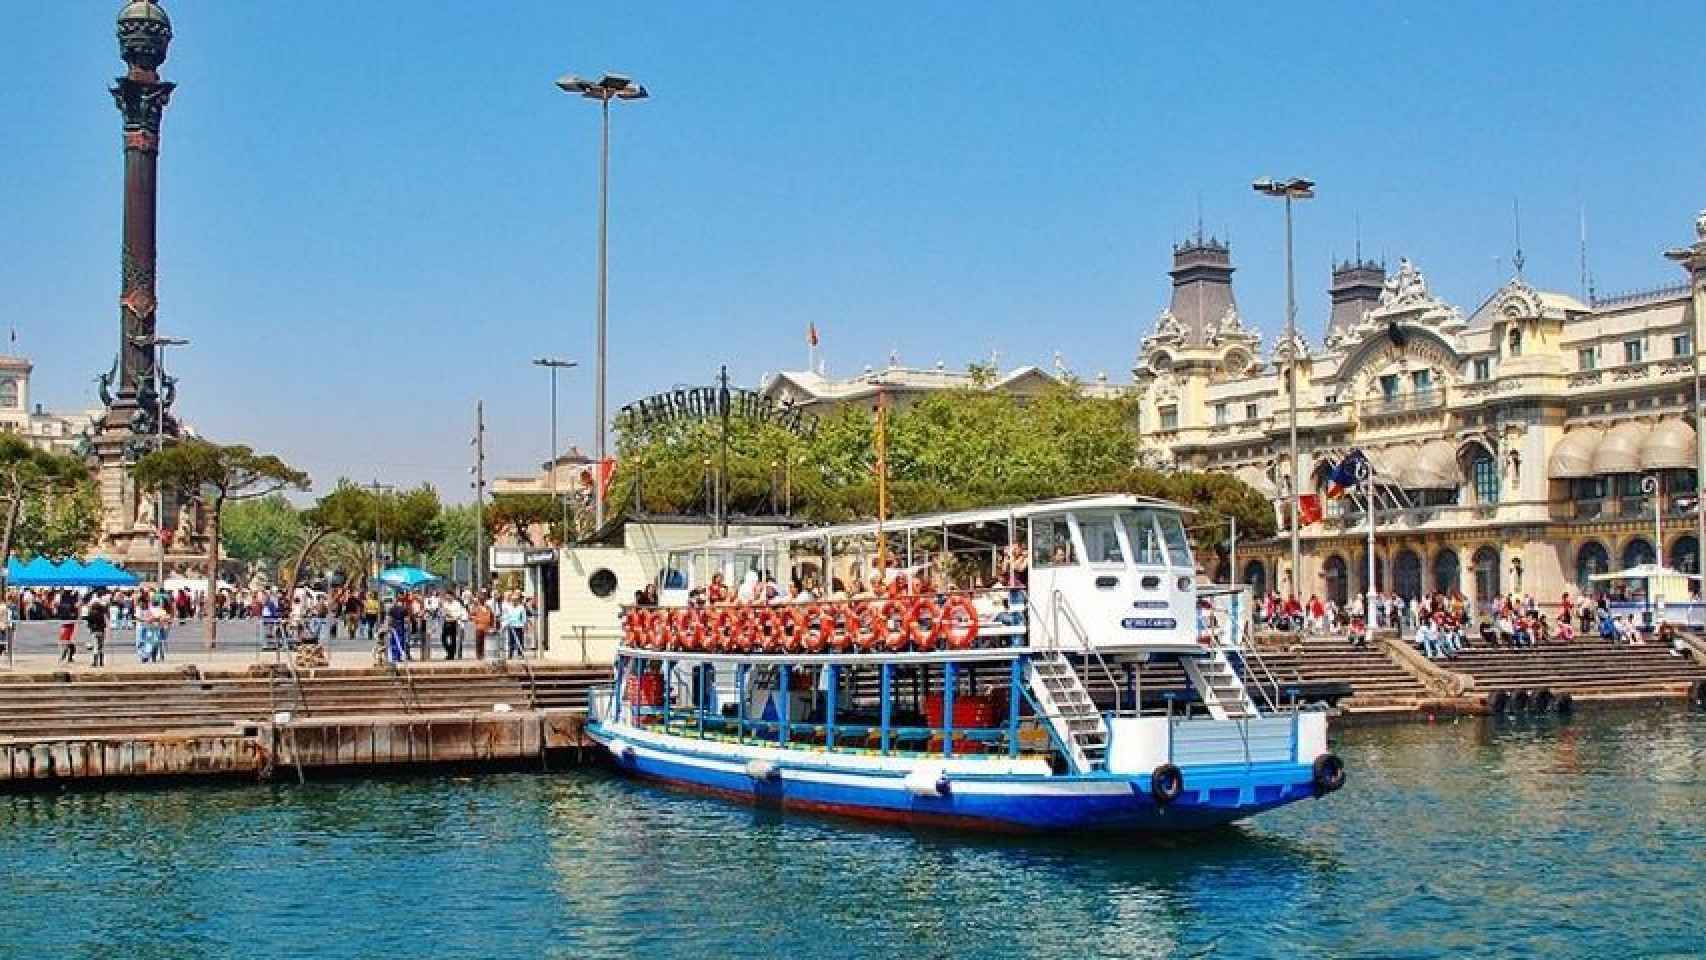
left=885, top=576, right=908, bottom=601
left=904, top=597, right=942, bottom=650
left=712, top=608, right=736, bottom=652
left=941, top=595, right=980, bottom=650
left=671, top=609, right=694, bottom=651
left=826, top=603, right=854, bottom=652
left=879, top=599, right=910, bottom=652
left=690, top=609, right=710, bottom=651
left=628, top=609, right=649, bottom=649
left=799, top=604, right=828, bottom=653
left=851, top=601, right=884, bottom=651
left=731, top=607, right=756, bottom=653
left=757, top=613, right=781, bottom=658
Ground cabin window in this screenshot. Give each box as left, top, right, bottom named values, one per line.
left=1033, top=519, right=1077, bottom=567
left=1079, top=517, right=1124, bottom=564
left=589, top=568, right=619, bottom=598
left=1122, top=511, right=1167, bottom=565
left=1158, top=512, right=1193, bottom=566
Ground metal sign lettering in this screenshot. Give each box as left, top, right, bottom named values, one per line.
left=1120, top=617, right=1178, bottom=630
left=617, top=384, right=817, bottom=438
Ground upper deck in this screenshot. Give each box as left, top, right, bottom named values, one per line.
left=631, top=493, right=1211, bottom=657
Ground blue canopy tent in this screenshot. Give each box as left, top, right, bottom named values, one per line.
left=378, top=565, right=441, bottom=589
left=4, top=556, right=142, bottom=588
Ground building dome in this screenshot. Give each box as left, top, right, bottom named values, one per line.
left=116, top=1, right=172, bottom=71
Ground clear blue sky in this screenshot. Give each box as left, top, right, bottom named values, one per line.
left=6, top=1, right=1703, bottom=500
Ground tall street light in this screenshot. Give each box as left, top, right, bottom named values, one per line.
left=131, top=333, right=188, bottom=589
left=555, top=71, right=649, bottom=533
left=1254, top=176, right=1315, bottom=603
left=532, top=358, right=578, bottom=542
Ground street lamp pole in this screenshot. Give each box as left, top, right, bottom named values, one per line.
left=532, top=358, right=578, bottom=542
left=131, top=333, right=188, bottom=589
left=1665, top=214, right=1706, bottom=588
left=556, top=71, right=648, bottom=533
left=1254, top=176, right=1316, bottom=603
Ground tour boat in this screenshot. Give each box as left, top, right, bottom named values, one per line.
left=585, top=494, right=1344, bottom=833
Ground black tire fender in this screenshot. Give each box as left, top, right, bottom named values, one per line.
left=1312, top=752, right=1346, bottom=795
left=1150, top=763, right=1184, bottom=805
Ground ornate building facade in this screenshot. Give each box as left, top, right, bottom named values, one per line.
left=1134, top=212, right=1706, bottom=612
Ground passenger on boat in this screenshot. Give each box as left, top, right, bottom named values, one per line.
left=736, top=571, right=762, bottom=604
left=829, top=578, right=849, bottom=602
left=707, top=573, right=730, bottom=605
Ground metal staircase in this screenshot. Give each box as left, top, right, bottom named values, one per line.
left=1026, top=653, right=1109, bottom=772
left=1182, top=649, right=1260, bottom=720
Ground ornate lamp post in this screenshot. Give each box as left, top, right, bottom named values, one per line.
left=1254, top=176, right=1315, bottom=600
left=555, top=72, right=649, bottom=532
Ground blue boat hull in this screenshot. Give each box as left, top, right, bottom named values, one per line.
left=586, top=723, right=1323, bottom=833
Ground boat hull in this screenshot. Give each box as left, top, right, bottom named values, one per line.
left=585, top=722, right=1322, bottom=833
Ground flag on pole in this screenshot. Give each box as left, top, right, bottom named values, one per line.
left=1297, top=493, right=1324, bottom=527
left=807, top=323, right=819, bottom=347
left=1326, top=449, right=1368, bottom=498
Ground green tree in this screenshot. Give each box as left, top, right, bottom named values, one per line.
left=0, top=436, right=90, bottom=591
left=424, top=503, right=481, bottom=580
left=133, top=440, right=309, bottom=646
left=220, top=494, right=305, bottom=581
left=486, top=494, right=556, bottom=545
left=13, top=475, right=102, bottom=560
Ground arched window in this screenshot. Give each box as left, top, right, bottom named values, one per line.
left=1322, top=555, right=1348, bottom=607
left=1671, top=535, right=1699, bottom=576
left=1242, top=560, right=1267, bottom=599
left=1621, top=538, right=1654, bottom=570
left=1433, top=549, right=1460, bottom=594
left=1472, top=545, right=1501, bottom=612
left=1507, top=326, right=1522, bottom=357
left=1470, top=447, right=1499, bottom=504
left=0, top=378, right=16, bottom=409
left=1353, top=553, right=1386, bottom=596
left=1575, top=542, right=1609, bottom=592
left=1394, top=549, right=1423, bottom=601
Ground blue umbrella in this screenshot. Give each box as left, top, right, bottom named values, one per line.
left=82, top=558, right=142, bottom=588
left=378, top=565, right=441, bottom=589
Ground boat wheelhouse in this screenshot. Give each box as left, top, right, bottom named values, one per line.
left=585, top=494, right=1344, bottom=832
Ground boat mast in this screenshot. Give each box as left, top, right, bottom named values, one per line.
left=875, top=389, right=889, bottom=576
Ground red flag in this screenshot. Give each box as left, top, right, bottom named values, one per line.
left=807, top=323, right=819, bottom=347
left=1297, top=494, right=1323, bottom=527
left=597, top=458, right=617, bottom=496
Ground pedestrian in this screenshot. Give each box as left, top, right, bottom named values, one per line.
left=501, top=591, right=528, bottom=659
left=386, top=592, right=410, bottom=663
left=84, top=592, right=110, bottom=668
left=57, top=614, right=77, bottom=664
left=0, top=596, right=12, bottom=658
left=471, top=593, right=494, bottom=660
left=439, top=592, right=465, bottom=659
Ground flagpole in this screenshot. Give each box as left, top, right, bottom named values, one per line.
left=1362, top=459, right=1376, bottom=635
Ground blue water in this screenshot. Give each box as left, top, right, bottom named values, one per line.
left=2, top=708, right=1703, bottom=959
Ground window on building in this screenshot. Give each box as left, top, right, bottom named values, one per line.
left=1379, top=374, right=1400, bottom=398
left=1471, top=449, right=1499, bottom=504
left=1158, top=406, right=1178, bottom=431
left=1624, top=339, right=1645, bottom=364
left=1412, top=369, right=1432, bottom=391
left=0, top=379, right=16, bottom=409
left=1473, top=358, right=1491, bottom=381
left=1507, top=327, right=1522, bottom=357
left=1675, top=333, right=1693, bottom=357
left=1577, top=347, right=1598, bottom=371
left=1245, top=403, right=1258, bottom=421
left=1214, top=403, right=1228, bottom=426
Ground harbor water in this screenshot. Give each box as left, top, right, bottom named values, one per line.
left=2, top=708, right=1702, bottom=959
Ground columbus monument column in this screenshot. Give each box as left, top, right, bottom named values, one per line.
left=94, top=1, right=180, bottom=562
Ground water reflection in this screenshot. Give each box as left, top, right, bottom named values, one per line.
left=1, top=709, right=1702, bottom=959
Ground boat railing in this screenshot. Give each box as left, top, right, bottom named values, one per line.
left=617, top=587, right=1028, bottom=655
left=1050, top=589, right=1123, bottom=715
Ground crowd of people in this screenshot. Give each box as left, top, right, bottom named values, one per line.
left=1, top=583, right=539, bottom=669
left=1257, top=588, right=1695, bottom=660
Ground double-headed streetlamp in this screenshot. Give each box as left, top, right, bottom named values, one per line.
left=131, top=333, right=189, bottom=588
left=532, top=357, right=578, bottom=542
left=555, top=71, right=649, bottom=532
left=1253, top=176, right=1315, bottom=602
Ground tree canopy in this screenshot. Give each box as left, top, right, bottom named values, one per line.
left=612, top=380, right=1276, bottom=557
left=0, top=436, right=94, bottom=587
left=134, top=440, right=309, bottom=645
